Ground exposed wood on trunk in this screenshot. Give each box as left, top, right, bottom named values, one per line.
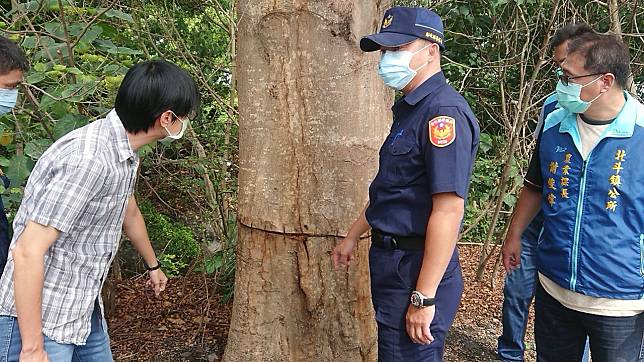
left=224, top=1, right=392, bottom=360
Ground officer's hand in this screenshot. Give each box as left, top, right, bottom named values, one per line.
left=406, top=304, right=435, bottom=345
left=502, top=235, right=522, bottom=273
left=332, top=237, right=358, bottom=270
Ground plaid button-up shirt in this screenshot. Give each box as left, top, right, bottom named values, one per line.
left=0, top=109, right=139, bottom=345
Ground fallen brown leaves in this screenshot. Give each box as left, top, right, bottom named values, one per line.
left=108, top=275, right=231, bottom=362
left=108, top=245, right=535, bottom=361
left=445, top=245, right=536, bottom=362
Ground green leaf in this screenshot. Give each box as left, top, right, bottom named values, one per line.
left=26, top=72, right=47, bottom=84
left=67, top=24, right=84, bottom=37
left=33, top=63, right=48, bottom=72
left=79, top=25, right=103, bottom=44
left=6, top=155, right=34, bottom=187
left=107, top=46, right=142, bottom=55
left=65, top=67, right=83, bottom=75
left=25, top=139, right=53, bottom=160
left=94, top=39, right=116, bottom=52
left=53, top=114, right=88, bottom=139
left=43, top=21, right=65, bottom=39
left=34, top=44, right=68, bottom=61
left=479, top=133, right=493, bottom=154
left=50, top=102, right=70, bottom=119
left=137, top=144, right=154, bottom=158
left=6, top=1, right=42, bottom=14
left=21, top=36, right=38, bottom=49
left=102, top=64, right=123, bottom=74
left=0, top=157, right=9, bottom=167
left=103, top=9, right=134, bottom=23
left=503, top=193, right=517, bottom=207
left=60, top=83, right=85, bottom=98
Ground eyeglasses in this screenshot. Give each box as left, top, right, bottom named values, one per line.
left=555, top=67, right=604, bottom=86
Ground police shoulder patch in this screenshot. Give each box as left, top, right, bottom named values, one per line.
left=428, top=116, right=456, bottom=147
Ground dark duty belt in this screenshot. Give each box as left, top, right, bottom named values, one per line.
left=371, top=230, right=425, bottom=251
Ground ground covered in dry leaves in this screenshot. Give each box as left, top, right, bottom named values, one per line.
left=108, top=245, right=535, bottom=361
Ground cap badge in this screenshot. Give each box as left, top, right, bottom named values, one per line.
left=382, top=15, right=393, bottom=29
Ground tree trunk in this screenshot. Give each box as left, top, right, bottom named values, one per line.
left=224, top=1, right=392, bottom=361
left=608, top=0, right=636, bottom=93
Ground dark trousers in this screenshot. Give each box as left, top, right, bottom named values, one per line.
left=535, top=282, right=644, bottom=362
left=369, top=245, right=463, bottom=362
left=0, top=175, right=10, bottom=279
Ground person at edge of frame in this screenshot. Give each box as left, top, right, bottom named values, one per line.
left=0, top=36, right=29, bottom=280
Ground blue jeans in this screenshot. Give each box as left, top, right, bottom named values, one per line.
left=497, top=213, right=542, bottom=361
left=535, top=283, right=644, bottom=362
left=0, top=301, right=112, bottom=362
left=497, top=213, right=590, bottom=362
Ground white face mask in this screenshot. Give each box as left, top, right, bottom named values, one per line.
left=162, top=111, right=189, bottom=142
left=377, top=44, right=430, bottom=90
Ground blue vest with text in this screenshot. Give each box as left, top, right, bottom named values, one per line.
left=537, top=92, right=644, bottom=300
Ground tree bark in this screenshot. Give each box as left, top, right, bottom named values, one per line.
left=224, top=1, right=392, bottom=361
left=608, top=0, right=636, bottom=93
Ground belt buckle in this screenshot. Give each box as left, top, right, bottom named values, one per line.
left=390, top=236, right=399, bottom=249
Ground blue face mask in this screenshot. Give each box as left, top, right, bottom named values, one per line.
left=378, top=44, right=430, bottom=90
left=0, top=88, right=18, bottom=115
left=555, top=75, right=604, bottom=114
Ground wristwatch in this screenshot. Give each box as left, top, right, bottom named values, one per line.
left=410, top=290, right=435, bottom=308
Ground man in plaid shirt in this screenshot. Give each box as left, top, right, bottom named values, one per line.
left=0, top=60, right=199, bottom=361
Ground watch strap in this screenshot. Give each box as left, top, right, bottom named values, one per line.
left=422, top=297, right=436, bottom=307
left=144, top=260, right=161, bottom=271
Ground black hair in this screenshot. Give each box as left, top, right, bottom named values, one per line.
left=567, top=33, right=631, bottom=89
left=550, top=23, right=594, bottom=50
left=115, top=60, right=200, bottom=134
left=0, top=36, right=29, bottom=75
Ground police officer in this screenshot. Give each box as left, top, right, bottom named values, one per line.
left=332, top=7, right=479, bottom=361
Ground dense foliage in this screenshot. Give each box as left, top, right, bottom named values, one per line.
left=0, top=0, right=641, bottom=286
left=0, top=0, right=237, bottom=282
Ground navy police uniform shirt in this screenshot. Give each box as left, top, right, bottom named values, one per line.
left=366, top=71, right=480, bottom=237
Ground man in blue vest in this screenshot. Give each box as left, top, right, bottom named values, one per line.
left=498, top=23, right=594, bottom=362
left=503, top=32, right=644, bottom=361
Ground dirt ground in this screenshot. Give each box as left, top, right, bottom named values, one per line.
left=108, top=244, right=535, bottom=362
left=445, top=245, right=536, bottom=362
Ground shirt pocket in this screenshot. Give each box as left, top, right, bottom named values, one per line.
left=381, top=131, right=418, bottom=185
